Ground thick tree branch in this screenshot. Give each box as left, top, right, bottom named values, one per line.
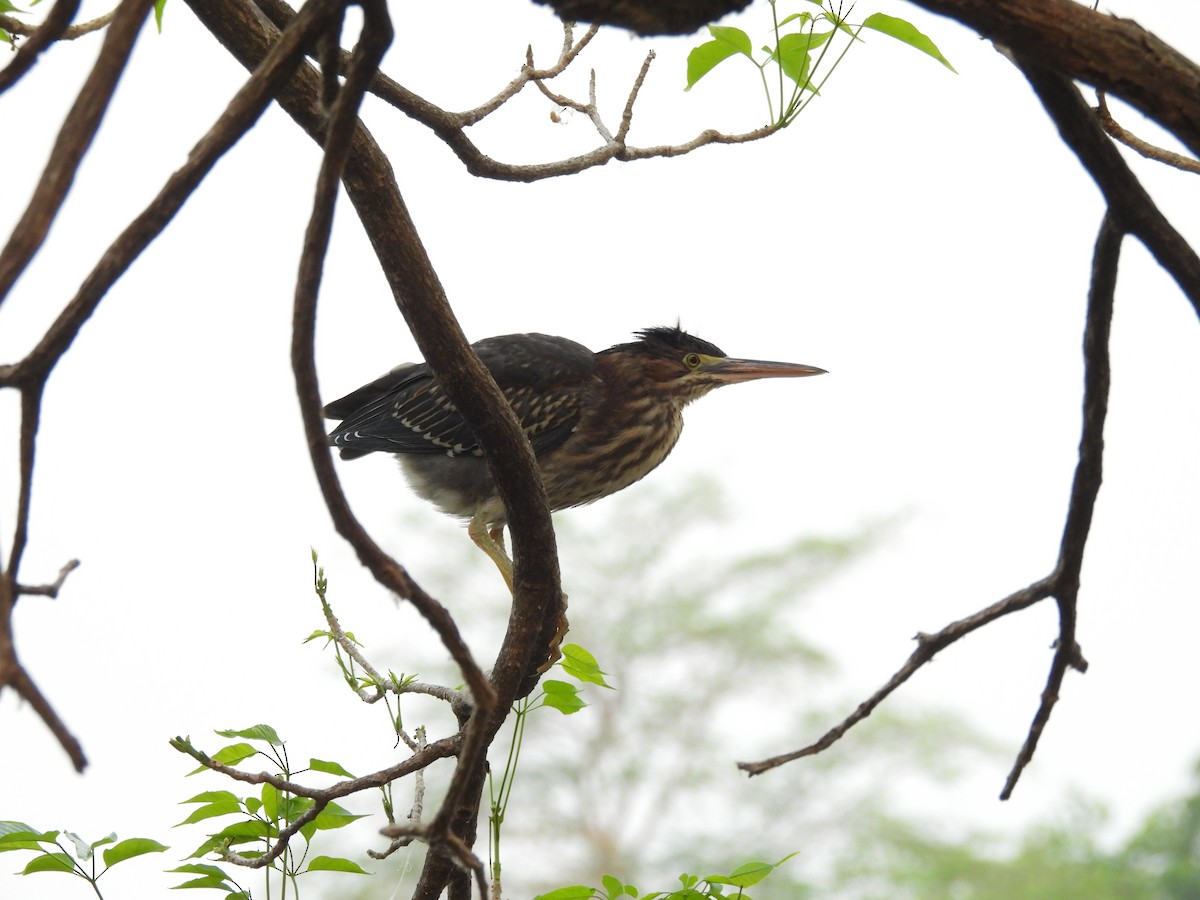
left=1008, top=54, right=1200, bottom=318
left=184, top=1, right=569, bottom=894
left=907, top=0, right=1200, bottom=160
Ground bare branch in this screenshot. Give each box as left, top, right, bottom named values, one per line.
left=221, top=801, right=328, bottom=869
left=615, top=50, right=655, bottom=144
left=909, top=0, right=1200, bottom=159
left=0, top=0, right=82, bottom=93
left=169, top=733, right=460, bottom=799
left=999, top=211, right=1120, bottom=799
left=0, top=649, right=88, bottom=771
left=1010, top=58, right=1200, bottom=318
left=252, top=0, right=783, bottom=182
left=0, top=7, right=116, bottom=43
left=16, top=559, right=80, bottom=599
left=456, top=20, right=600, bottom=127
left=739, top=575, right=1056, bottom=776
left=1095, top=92, right=1200, bottom=175
left=0, top=0, right=153, bottom=306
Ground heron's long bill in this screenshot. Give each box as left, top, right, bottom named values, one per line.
left=703, top=357, right=828, bottom=383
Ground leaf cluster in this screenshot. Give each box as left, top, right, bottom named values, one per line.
left=0, top=819, right=166, bottom=895
left=534, top=854, right=798, bottom=900
left=686, top=0, right=954, bottom=126
left=172, top=725, right=368, bottom=896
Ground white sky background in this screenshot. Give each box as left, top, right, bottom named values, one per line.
left=2, top=0, right=1200, bottom=896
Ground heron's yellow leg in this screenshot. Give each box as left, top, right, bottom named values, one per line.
left=468, top=518, right=569, bottom=672
left=468, top=517, right=514, bottom=593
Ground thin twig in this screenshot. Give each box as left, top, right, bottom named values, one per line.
left=0, top=7, right=116, bottom=42
left=1095, top=91, right=1200, bottom=175
left=169, top=733, right=459, bottom=798
left=739, top=575, right=1056, bottom=776
left=16, top=559, right=80, bottom=598
left=221, top=801, right=328, bottom=869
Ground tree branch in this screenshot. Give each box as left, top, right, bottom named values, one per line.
left=0, top=0, right=153, bottom=306
left=907, top=0, right=1200, bottom=159
left=1095, top=92, right=1200, bottom=176
left=1007, top=54, right=1200, bottom=317
left=0, top=0, right=82, bottom=94
left=999, top=211, right=1118, bottom=799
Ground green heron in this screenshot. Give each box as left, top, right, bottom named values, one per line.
left=325, top=325, right=825, bottom=588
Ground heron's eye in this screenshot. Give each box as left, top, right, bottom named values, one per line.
left=684, top=353, right=702, bottom=369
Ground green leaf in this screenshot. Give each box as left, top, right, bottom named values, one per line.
left=64, top=831, right=92, bottom=859
left=188, top=819, right=275, bottom=857
left=309, top=757, right=355, bottom=778
left=22, top=852, right=75, bottom=874
left=541, top=680, right=587, bottom=715
left=532, top=887, right=597, bottom=900
left=181, top=790, right=240, bottom=805
left=707, top=24, right=752, bottom=58
left=187, top=741, right=260, bottom=774
left=560, top=644, right=614, bottom=688
left=306, top=855, right=369, bottom=874
left=103, top=837, right=169, bottom=867
left=775, top=31, right=830, bottom=89
left=0, top=0, right=24, bottom=13
left=0, top=821, right=39, bottom=837
left=215, top=724, right=283, bottom=745
left=777, top=12, right=812, bottom=27
left=175, top=793, right=242, bottom=826
left=261, top=783, right=279, bottom=821
left=685, top=40, right=743, bottom=91
left=601, top=874, right=639, bottom=898
left=174, top=803, right=241, bottom=826
left=211, top=743, right=259, bottom=767
left=169, top=862, right=233, bottom=880
left=0, top=823, right=54, bottom=851
left=170, top=873, right=236, bottom=890
left=310, top=801, right=367, bottom=831
left=706, top=853, right=797, bottom=888
left=153, top=0, right=167, bottom=32
left=861, top=12, right=956, bottom=72
left=277, top=795, right=314, bottom=823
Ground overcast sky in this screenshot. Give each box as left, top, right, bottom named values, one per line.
left=3, top=0, right=1199, bottom=897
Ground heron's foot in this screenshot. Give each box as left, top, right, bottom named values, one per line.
left=468, top=517, right=514, bottom=593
